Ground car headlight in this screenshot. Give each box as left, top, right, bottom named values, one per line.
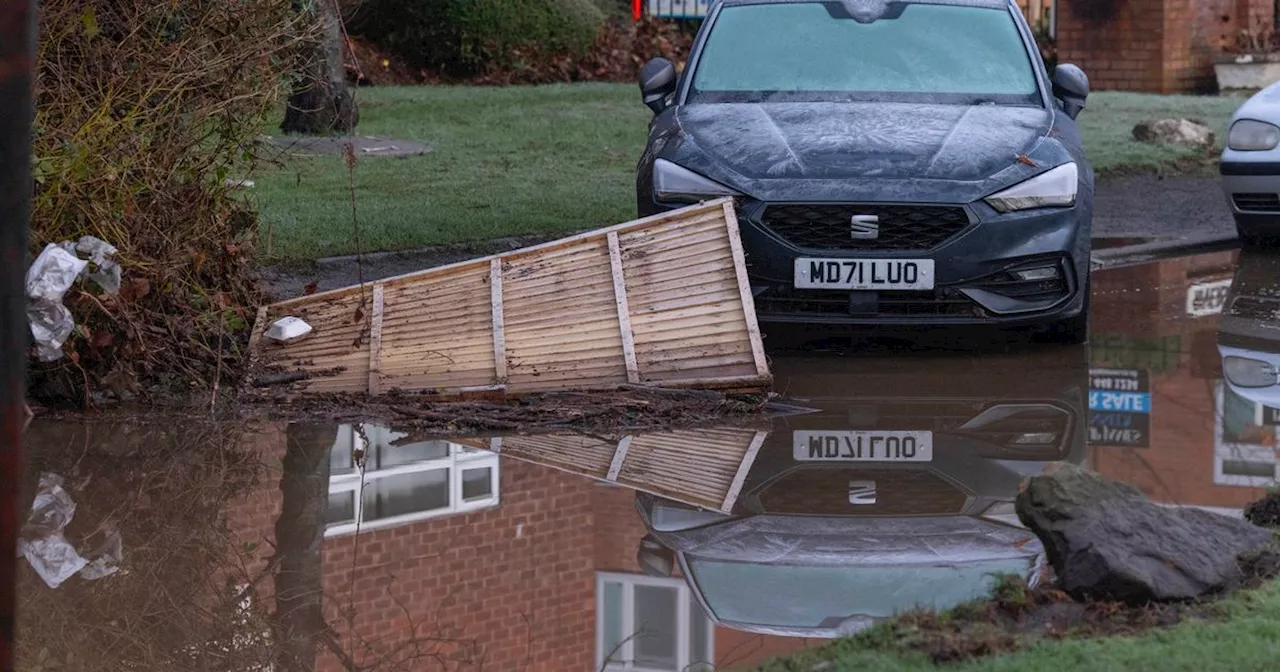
left=1224, top=355, right=1279, bottom=388
left=984, top=162, right=1078, bottom=213
left=653, top=159, right=740, bottom=204
left=1228, top=119, right=1280, bottom=151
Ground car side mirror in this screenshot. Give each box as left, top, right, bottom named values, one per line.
left=640, top=58, right=678, bottom=115
left=1051, top=64, right=1089, bottom=120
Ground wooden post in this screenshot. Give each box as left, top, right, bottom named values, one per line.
left=607, top=232, right=641, bottom=384
left=367, top=284, right=385, bottom=395
left=606, top=435, right=634, bottom=482
left=721, top=201, right=770, bottom=378
left=490, top=259, right=507, bottom=383
left=720, top=431, right=767, bottom=512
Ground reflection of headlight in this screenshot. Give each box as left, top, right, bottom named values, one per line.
left=1224, top=355, right=1278, bottom=388
left=653, top=159, right=741, bottom=204
left=979, top=502, right=1023, bottom=527
left=984, top=163, right=1078, bottom=213
left=1228, top=119, right=1280, bottom=151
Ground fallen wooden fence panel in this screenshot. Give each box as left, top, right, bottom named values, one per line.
left=246, top=198, right=771, bottom=398
left=452, top=426, right=768, bottom=513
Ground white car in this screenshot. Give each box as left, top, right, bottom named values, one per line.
left=1222, top=81, right=1280, bottom=245
left=1218, top=249, right=1280, bottom=404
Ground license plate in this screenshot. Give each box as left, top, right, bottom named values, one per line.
left=794, top=258, right=935, bottom=290
left=793, top=431, right=934, bottom=462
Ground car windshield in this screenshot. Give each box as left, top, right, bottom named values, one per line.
left=689, top=1, right=1041, bottom=105
left=687, top=558, right=1034, bottom=627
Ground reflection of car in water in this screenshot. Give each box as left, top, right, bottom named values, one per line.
left=633, top=350, right=1089, bottom=637
left=1218, top=250, right=1280, bottom=410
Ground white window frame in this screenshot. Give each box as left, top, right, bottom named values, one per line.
left=596, top=572, right=715, bottom=672
left=326, top=424, right=500, bottom=537
left=1213, top=382, right=1278, bottom=487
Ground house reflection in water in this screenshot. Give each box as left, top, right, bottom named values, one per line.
left=24, top=248, right=1280, bottom=671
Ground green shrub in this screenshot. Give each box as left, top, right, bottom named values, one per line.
left=350, top=0, right=606, bottom=75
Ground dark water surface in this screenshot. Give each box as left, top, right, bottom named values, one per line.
left=17, top=247, right=1280, bottom=671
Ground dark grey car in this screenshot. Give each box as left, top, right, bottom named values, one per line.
left=635, top=0, right=1094, bottom=342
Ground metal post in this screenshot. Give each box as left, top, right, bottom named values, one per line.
left=0, top=2, right=36, bottom=671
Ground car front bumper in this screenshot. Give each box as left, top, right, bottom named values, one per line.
left=1220, top=158, right=1280, bottom=232
left=729, top=199, right=1091, bottom=326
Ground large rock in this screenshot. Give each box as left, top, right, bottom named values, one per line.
left=1016, top=464, right=1273, bottom=603
left=1132, top=118, right=1215, bottom=149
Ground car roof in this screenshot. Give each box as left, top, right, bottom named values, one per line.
left=716, top=0, right=1014, bottom=9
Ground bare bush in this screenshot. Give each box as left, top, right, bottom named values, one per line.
left=30, top=0, right=303, bottom=406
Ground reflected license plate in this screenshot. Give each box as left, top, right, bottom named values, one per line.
left=793, top=430, right=934, bottom=462
left=794, top=258, right=935, bottom=290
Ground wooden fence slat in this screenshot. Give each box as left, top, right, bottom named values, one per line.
left=607, top=231, right=641, bottom=384
left=721, top=430, right=768, bottom=512
left=491, top=258, right=507, bottom=382
left=606, top=434, right=633, bottom=482
left=722, top=201, right=769, bottom=377
left=367, top=284, right=385, bottom=395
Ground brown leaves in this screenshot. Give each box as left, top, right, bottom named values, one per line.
left=303, top=280, right=318, bottom=296
left=118, top=277, right=150, bottom=302
left=1016, top=154, right=1038, bottom=167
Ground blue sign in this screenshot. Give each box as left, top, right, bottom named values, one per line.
left=1088, top=370, right=1151, bottom=448
left=1089, top=391, right=1151, bottom=413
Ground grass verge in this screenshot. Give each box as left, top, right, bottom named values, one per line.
left=755, top=577, right=1280, bottom=672
left=253, top=86, right=1240, bottom=262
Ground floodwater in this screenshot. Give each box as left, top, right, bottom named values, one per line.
left=14, top=245, right=1280, bottom=671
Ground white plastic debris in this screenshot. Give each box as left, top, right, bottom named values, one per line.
left=24, top=237, right=121, bottom=361
left=26, top=244, right=87, bottom=303
left=266, top=316, right=313, bottom=343
left=18, top=474, right=87, bottom=589
left=224, top=178, right=255, bottom=189
left=79, top=530, right=123, bottom=580
left=26, top=300, right=75, bottom=362
left=76, top=235, right=121, bottom=294
left=18, top=474, right=124, bottom=588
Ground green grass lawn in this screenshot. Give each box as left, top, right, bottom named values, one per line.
left=754, top=579, right=1280, bottom=672
left=253, top=86, right=1241, bottom=262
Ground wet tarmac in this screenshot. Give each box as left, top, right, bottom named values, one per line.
left=15, top=245, right=1280, bottom=671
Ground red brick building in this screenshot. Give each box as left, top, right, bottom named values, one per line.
left=225, top=429, right=814, bottom=671
left=1055, top=0, right=1275, bottom=92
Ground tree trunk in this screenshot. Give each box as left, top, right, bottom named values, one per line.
left=271, top=423, right=337, bottom=672
left=281, top=0, right=358, bottom=135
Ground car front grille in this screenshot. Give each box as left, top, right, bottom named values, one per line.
left=756, top=469, right=968, bottom=516
left=1233, top=193, right=1280, bottom=212
left=760, top=203, right=971, bottom=251
left=755, top=286, right=984, bottom=318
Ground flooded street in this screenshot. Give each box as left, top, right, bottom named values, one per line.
left=15, top=246, right=1280, bottom=671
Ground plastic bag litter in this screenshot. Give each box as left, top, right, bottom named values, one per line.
left=27, top=300, right=74, bottom=362
left=24, top=237, right=121, bottom=361
left=18, top=473, right=124, bottom=588
left=80, top=530, right=123, bottom=580
left=18, top=474, right=87, bottom=589
left=26, top=244, right=87, bottom=303
left=76, top=235, right=121, bottom=295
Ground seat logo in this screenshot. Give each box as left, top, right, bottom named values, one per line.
left=850, top=214, right=879, bottom=240
left=848, top=480, right=877, bottom=505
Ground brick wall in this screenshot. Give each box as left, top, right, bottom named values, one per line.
left=590, top=484, right=827, bottom=669
left=1055, top=0, right=1274, bottom=92
left=225, top=431, right=597, bottom=672
left=1089, top=252, right=1269, bottom=509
